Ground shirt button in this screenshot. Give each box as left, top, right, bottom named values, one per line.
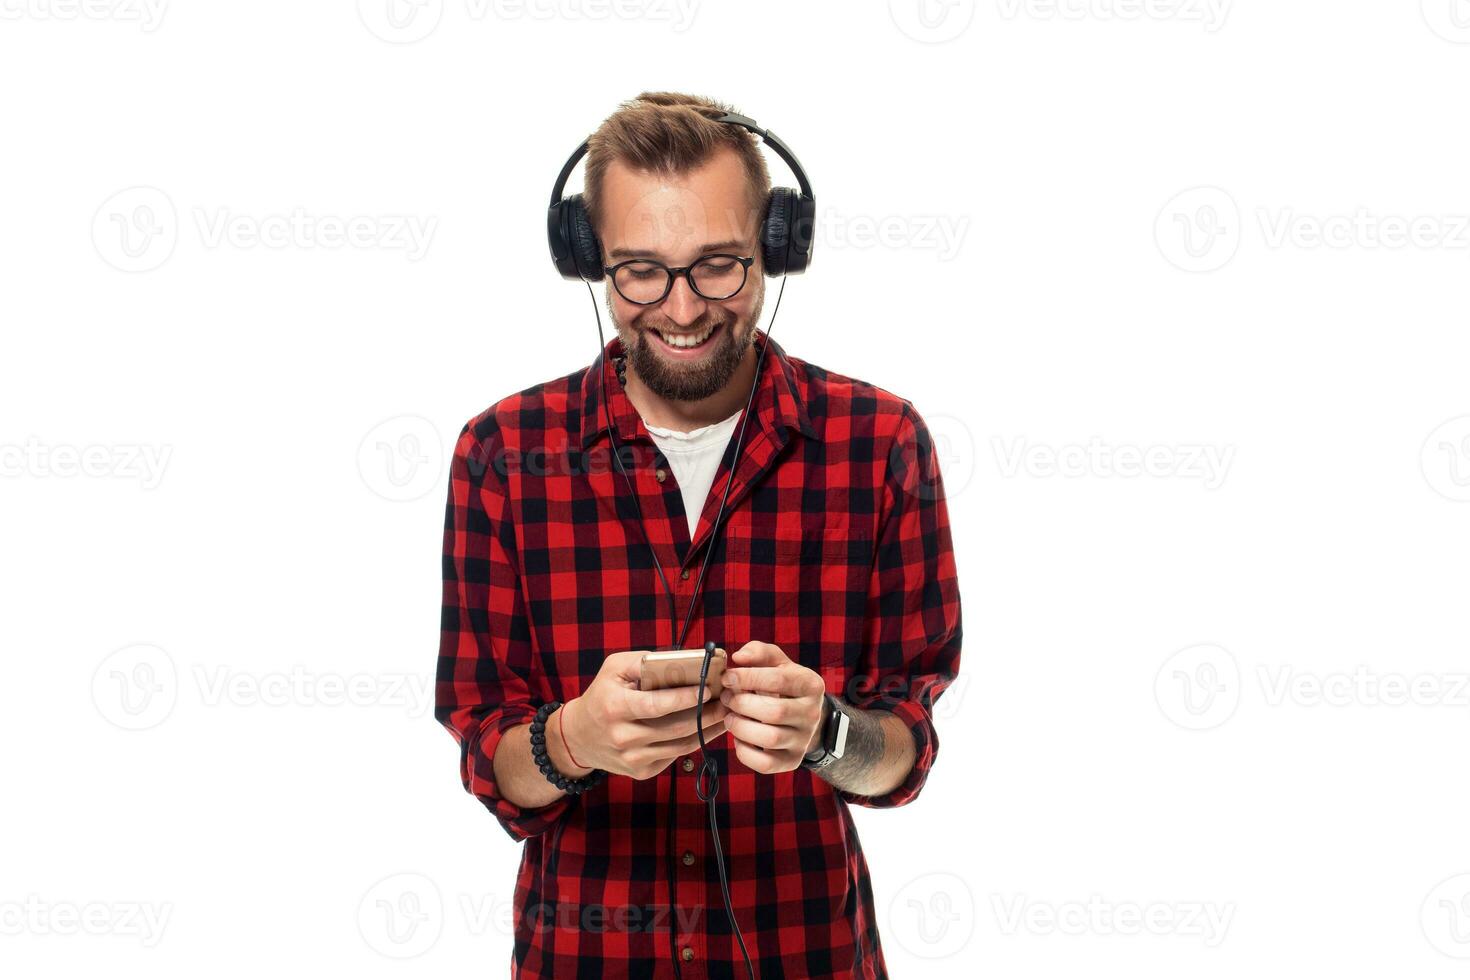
left=680, top=569, right=690, bottom=580
left=682, top=850, right=696, bottom=867
left=681, top=947, right=695, bottom=962
left=681, top=758, right=694, bottom=773
left=655, top=468, right=667, bottom=482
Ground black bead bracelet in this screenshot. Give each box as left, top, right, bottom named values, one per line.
left=529, top=701, right=605, bottom=795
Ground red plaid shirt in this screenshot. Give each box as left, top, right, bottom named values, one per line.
left=436, top=329, right=962, bottom=978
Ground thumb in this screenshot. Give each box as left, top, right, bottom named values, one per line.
left=608, top=650, right=649, bottom=685
left=731, top=641, right=788, bottom=667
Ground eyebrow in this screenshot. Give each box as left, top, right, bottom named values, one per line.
left=607, top=239, right=749, bottom=261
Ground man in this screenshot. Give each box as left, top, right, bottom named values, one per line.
left=436, top=92, right=962, bottom=978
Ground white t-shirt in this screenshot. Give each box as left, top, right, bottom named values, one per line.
left=643, top=409, right=744, bottom=540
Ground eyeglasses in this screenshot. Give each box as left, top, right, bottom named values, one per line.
left=603, top=254, right=755, bottom=306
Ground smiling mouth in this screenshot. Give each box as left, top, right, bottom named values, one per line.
left=649, top=320, right=721, bottom=351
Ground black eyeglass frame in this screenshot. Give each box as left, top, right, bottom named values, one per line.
left=602, top=254, right=756, bottom=306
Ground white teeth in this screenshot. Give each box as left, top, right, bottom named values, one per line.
left=658, top=324, right=715, bottom=349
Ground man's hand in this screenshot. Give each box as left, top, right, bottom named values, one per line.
left=558, top=651, right=728, bottom=781
left=720, top=641, right=826, bottom=774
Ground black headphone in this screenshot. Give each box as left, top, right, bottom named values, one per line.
left=547, top=110, right=816, bottom=281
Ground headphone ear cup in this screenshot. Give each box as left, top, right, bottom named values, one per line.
left=760, top=187, right=796, bottom=277
left=563, top=193, right=605, bottom=282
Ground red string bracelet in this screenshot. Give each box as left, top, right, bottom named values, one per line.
left=558, top=700, right=589, bottom=771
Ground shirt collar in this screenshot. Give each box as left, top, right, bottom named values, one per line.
left=577, top=327, right=816, bottom=451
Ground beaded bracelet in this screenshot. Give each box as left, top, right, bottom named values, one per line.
left=529, top=701, right=605, bottom=795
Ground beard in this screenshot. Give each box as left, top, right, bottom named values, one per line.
left=609, top=281, right=765, bottom=403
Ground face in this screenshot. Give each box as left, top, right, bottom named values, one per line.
left=599, top=147, right=766, bottom=403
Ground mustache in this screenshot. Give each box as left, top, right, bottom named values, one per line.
left=634, top=309, right=733, bottom=335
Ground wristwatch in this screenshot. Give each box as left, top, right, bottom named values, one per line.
left=801, top=694, right=850, bottom=771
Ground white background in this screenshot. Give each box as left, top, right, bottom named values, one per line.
left=3, top=1, right=1470, bottom=976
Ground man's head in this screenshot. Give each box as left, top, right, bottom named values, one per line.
left=584, top=92, right=772, bottom=404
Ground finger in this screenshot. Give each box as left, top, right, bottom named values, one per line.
left=609, top=650, right=651, bottom=684
left=731, top=641, right=788, bottom=667
left=723, top=666, right=822, bottom=698
left=719, top=690, right=809, bottom=726
left=636, top=700, right=729, bottom=739
left=731, top=738, right=790, bottom=775
left=644, top=720, right=728, bottom=758
left=619, top=683, right=715, bottom=720
left=724, top=712, right=805, bottom=752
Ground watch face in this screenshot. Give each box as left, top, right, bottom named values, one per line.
left=830, top=704, right=849, bottom=759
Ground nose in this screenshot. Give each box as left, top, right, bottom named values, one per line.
left=658, top=272, right=707, bottom=327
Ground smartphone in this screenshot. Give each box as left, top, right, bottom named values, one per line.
left=638, top=648, right=727, bottom=695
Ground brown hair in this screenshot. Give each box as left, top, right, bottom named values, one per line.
left=582, top=91, right=771, bottom=243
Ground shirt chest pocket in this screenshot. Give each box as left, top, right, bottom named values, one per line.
left=719, top=520, right=874, bottom=671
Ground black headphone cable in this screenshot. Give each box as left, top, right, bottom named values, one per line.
left=584, top=273, right=790, bottom=980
